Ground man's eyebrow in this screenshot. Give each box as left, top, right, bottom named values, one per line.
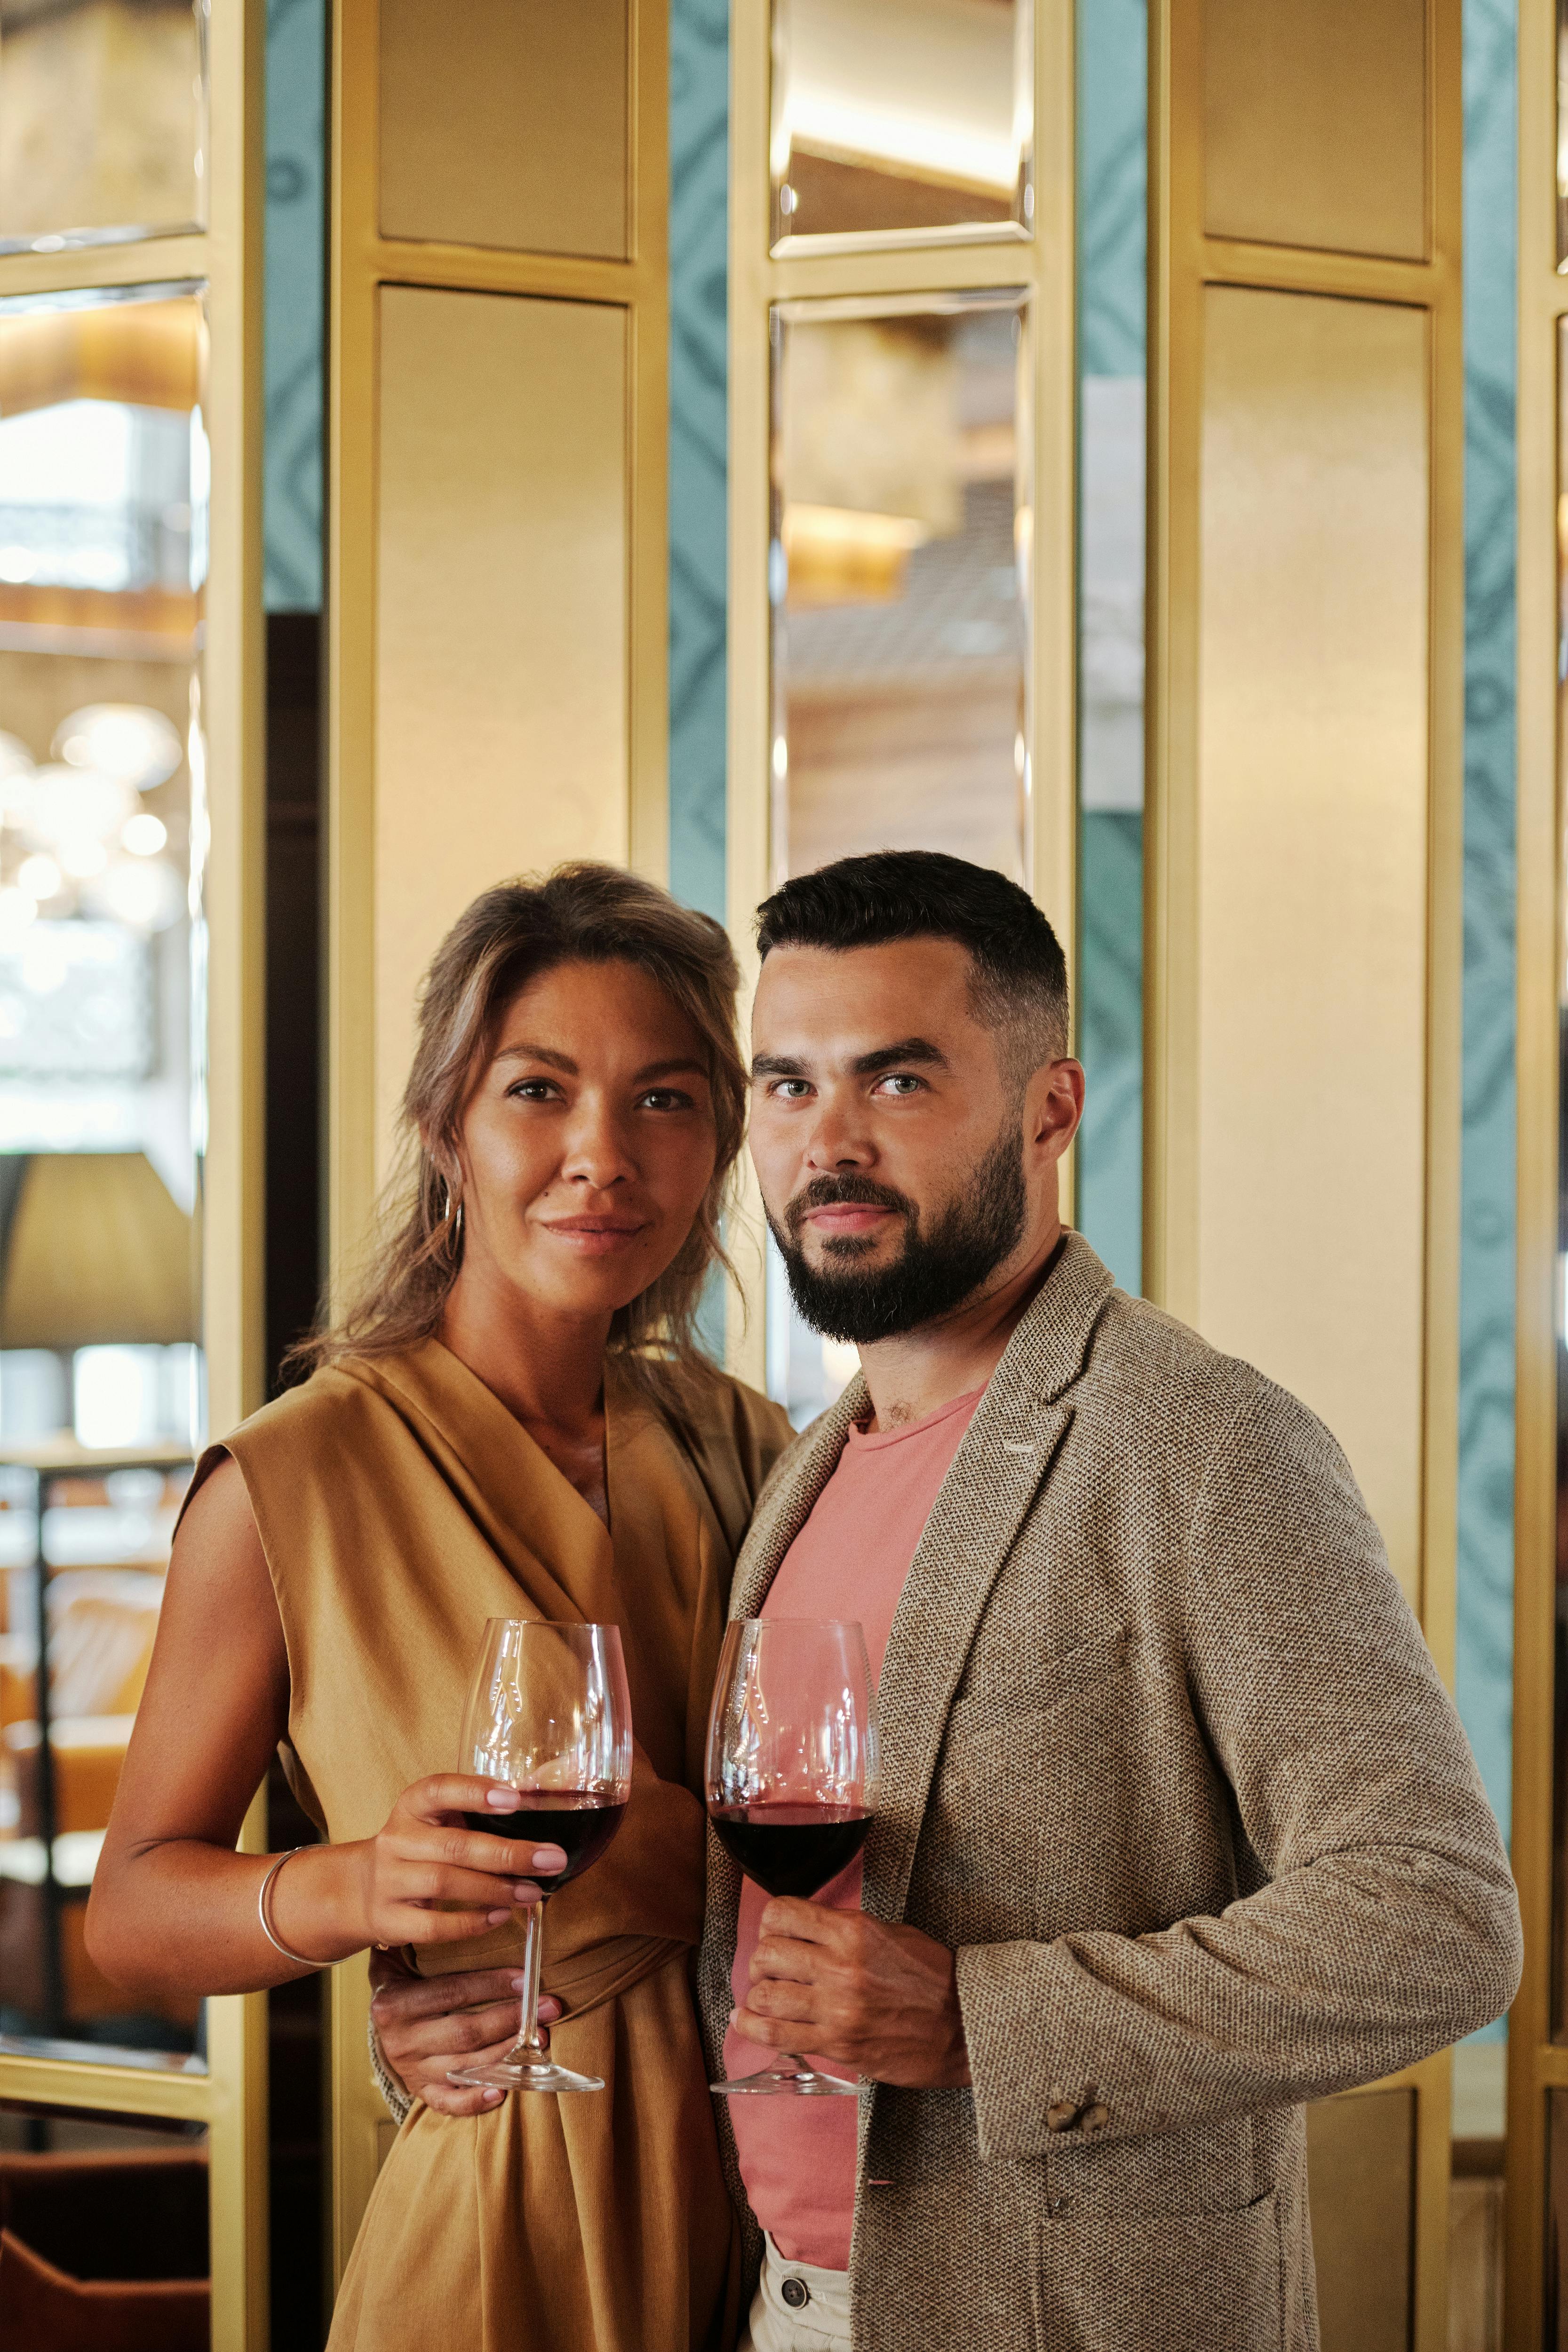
left=852, top=1038, right=949, bottom=1076
left=750, top=1039, right=950, bottom=1082
left=493, top=1043, right=577, bottom=1073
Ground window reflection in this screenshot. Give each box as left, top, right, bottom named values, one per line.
left=767, top=291, right=1030, bottom=1425
left=772, top=0, right=1031, bottom=246
left=0, top=0, right=207, bottom=254
left=0, top=286, right=205, bottom=2064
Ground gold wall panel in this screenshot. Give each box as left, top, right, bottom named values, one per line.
left=1202, top=0, right=1427, bottom=261
left=1196, top=285, right=1429, bottom=1606
left=1306, top=2090, right=1416, bottom=2351
left=374, top=286, right=629, bottom=1173
left=379, top=0, right=628, bottom=258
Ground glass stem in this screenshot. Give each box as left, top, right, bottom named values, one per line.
left=511, top=1895, right=548, bottom=2063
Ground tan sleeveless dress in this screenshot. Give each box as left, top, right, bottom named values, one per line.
left=205, top=1338, right=791, bottom=2352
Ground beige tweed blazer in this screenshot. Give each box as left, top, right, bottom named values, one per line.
left=696, top=1234, right=1521, bottom=2352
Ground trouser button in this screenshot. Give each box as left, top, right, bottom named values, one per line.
left=781, top=2277, right=810, bottom=2310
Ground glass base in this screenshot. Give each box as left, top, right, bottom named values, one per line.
left=449, top=2056, right=605, bottom=2096
left=710, top=2056, right=858, bottom=2097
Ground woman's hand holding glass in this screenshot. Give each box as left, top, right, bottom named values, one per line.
left=267, top=1773, right=569, bottom=1964
left=370, top=1950, right=565, bottom=2115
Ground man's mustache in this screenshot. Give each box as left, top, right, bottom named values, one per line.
left=783, top=1174, right=915, bottom=1240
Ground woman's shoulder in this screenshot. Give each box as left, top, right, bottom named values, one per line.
left=217, top=1357, right=400, bottom=1474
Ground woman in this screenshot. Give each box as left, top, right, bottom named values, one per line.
left=87, top=864, right=793, bottom=2352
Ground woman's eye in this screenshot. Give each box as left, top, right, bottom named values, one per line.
left=638, top=1089, right=694, bottom=1112
left=507, top=1079, right=559, bottom=1102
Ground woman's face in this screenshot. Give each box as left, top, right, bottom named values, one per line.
left=450, top=957, right=719, bottom=1324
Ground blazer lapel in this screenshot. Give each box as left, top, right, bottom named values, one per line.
left=865, top=1233, right=1117, bottom=1925
left=727, top=1376, right=868, bottom=1620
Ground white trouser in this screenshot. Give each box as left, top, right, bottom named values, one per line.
left=737, top=2236, right=852, bottom=2352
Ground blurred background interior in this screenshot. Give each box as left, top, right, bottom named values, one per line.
left=0, top=0, right=1559, bottom=2348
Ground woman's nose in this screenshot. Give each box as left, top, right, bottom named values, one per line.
left=559, top=1106, right=637, bottom=1187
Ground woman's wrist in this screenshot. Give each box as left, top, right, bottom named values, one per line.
left=266, top=1839, right=372, bottom=1966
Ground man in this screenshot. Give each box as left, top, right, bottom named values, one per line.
left=699, top=850, right=1518, bottom=2352
left=374, top=850, right=1520, bottom=2352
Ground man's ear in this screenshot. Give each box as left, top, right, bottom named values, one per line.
left=1028, top=1057, right=1085, bottom=1163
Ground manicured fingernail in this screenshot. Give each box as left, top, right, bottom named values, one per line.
left=728, top=2007, right=739, bottom=2023
left=511, top=1883, right=538, bottom=1903
left=481, top=2089, right=503, bottom=2105
left=531, top=1845, right=568, bottom=1870
left=510, top=1975, right=528, bottom=1992
left=486, top=1908, right=510, bottom=1925
left=486, top=1787, right=522, bottom=1809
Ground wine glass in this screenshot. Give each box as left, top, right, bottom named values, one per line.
left=706, top=1617, right=877, bottom=2097
left=447, top=1618, right=633, bottom=2096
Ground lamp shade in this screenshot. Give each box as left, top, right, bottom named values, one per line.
left=0, top=1152, right=197, bottom=1350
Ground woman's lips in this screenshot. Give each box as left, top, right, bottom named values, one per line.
left=540, top=1217, right=649, bottom=1255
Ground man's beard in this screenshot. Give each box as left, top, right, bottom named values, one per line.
left=768, top=1125, right=1027, bottom=1346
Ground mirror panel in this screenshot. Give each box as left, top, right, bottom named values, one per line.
left=0, top=284, right=206, bottom=2066
left=0, top=1, right=207, bottom=255
left=766, top=290, right=1030, bottom=1426
left=771, top=0, right=1032, bottom=247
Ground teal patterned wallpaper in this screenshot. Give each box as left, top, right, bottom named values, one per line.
left=668, top=0, right=731, bottom=924
left=263, top=0, right=325, bottom=612
left=1075, top=0, right=1147, bottom=1297
left=1457, top=0, right=1517, bottom=1852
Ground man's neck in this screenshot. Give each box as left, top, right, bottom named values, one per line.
left=856, top=1217, right=1065, bottom=1431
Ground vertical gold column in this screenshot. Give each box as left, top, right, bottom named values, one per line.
left=1506, top=0, right=1564, bottom=2337
left=1148, top=4, right=1462, bottom=2345
left=0, top=1, right=272, bottom=2342
left=326, top=0, right=669, bottom=2278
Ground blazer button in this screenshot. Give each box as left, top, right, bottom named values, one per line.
left=781, top=2278, right=810, bottom=2311
left=1082, top=2104, right=1109, bottom=2130
left=1046, top=2101, right=1080, bottom=2131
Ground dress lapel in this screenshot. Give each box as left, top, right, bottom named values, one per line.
left=346, top=1338, right=620, bottom=1625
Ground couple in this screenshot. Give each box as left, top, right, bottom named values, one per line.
left=87, top=850, right=1520, bottom=2352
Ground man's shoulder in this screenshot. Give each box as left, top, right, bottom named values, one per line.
left=1075, top=1285, right=1350, bottom=1483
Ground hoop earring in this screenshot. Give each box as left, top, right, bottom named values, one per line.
left=440, top=1179, right=464, bottom=1254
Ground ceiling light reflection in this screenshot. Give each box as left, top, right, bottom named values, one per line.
left=19, top=766, right=135, bottom=850
left=17, top=854, right=60, bottom=900
left=121, top=813, right=167, bottom=858
left=83, top=856, right=183, bottom=933
left=0, top=887, right=37, bottom=941
left=53, top=704, right=182, bottom=793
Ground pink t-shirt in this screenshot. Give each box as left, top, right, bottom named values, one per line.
left=724, top=1384, right=984, bottom=2272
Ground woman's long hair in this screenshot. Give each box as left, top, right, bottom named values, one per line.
left=294, top=864, right=745, bottom=1391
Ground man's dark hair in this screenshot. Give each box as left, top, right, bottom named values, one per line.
left=755, top=850, right=1069, bottom=1086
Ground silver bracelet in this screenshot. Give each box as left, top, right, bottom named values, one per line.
left=368, top=2008, right=414, bottom=2127
left=257, top=1845, right=330, bottom=1971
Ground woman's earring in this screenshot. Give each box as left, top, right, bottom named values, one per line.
left=440, top=1179, right=464, bottom=1253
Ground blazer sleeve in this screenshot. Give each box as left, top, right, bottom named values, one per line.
left=953, top=1365, right=1523, bottom=2161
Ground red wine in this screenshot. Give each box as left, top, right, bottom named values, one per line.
left=708, top=1803, right=872, bottom=1899
left=462, top=1793, right=627, bottom=1887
